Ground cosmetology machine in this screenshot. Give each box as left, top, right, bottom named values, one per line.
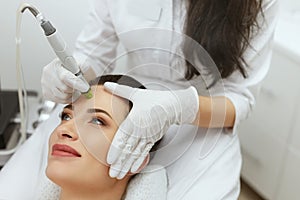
left=0, top=86, right=56, bottom=166
left=0, top=89, right=20, bottom=165
left=0, top=3, right=88, bottom=166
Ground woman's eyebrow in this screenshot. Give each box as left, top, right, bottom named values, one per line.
left=63, top=104, right=73, bottom=110
left=87, top=108, right=112, bottom=119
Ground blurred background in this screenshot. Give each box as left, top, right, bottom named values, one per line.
left=238, top=0, right=300, bottom=199
left=0, top=0, right=90, bottom=93
left=0, top=0, right=299, bottom=199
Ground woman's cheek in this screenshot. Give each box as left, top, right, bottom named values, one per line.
left=77, top=126, right=114, bottom=165
left=48, top=131, right=57, bottom=154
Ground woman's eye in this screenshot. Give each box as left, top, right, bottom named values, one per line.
left=60, top=112, right=71, bottom=121
left=90, top=117, right=105, bottom=126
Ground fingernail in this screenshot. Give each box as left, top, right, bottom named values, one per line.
left=107, top=157, right=113, bottom=165
left=104, top=82, right=117, bottom=90
left=117, top=170, right=127, bottom=180
left=109, top=168, right=119, bottom=178
left=107, top=154, right=116, bottom=165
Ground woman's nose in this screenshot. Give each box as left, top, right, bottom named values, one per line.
left=55, top=121, right=79, bottom=140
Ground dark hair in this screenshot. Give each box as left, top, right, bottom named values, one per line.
left=89, top=74, right=146, bottom=89
left=89, top=74, right=146, bottom=109
left=184, top=0, right=263, bottom=81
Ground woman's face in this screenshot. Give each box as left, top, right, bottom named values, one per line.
left=46, top=85, right=130, bottom=190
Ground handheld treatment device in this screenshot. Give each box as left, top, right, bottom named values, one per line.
left=20, top=4, right=93, bottom=99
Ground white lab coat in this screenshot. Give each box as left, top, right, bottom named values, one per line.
left=73, top=0, right=278, bottom=199
left=0, top=0, right=278, bottom=199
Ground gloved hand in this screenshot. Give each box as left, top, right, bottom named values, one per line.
left=104, top=82, right=199, bottom=179
left=41, top=58, right=90, bottom=103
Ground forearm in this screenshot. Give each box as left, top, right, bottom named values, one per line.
left=193, top=96, right=236, bottom=128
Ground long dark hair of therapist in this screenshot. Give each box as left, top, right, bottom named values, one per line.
left=184, top=0, right=263, bottom=81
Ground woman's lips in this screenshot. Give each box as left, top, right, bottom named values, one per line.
left=52, top=144, right=81, bottom=157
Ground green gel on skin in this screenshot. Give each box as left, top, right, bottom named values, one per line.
left=83, top=89, right=93, bottom=99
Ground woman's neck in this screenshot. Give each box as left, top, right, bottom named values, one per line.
left=59, top=180, right=128, bottom=200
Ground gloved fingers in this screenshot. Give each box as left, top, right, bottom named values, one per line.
left=133, top=153, right=150, bottom=173
left=107, top=120, right=133, bottom=164
left=42, top=84, right=71, bottom=104
left=109, top=163, right=122, bottom=179
left=57, top=65, right=89, bottom=93
left=63, top=75, right=89, bottom=93
left=52, top=87, right=73, bottom=102
left=104, top=82, right=137, bottom=101
left=131, top=142, right=153, bottom=173
left=51, top=65, right=74, bottom=93
left=115, top=153, right=138, bottom=180
left=107, top=139, right=124, bottom=166
left=71, top=91, right=82, bottom=102
left=109, top=156, right=127, bottom=178
left=42, top=61, right=73, bottom=97
left=116, top=139, right=146, bottom=179
left=41, top=58, right=88, bottom=103
left=52, top=67, right=84, bottom=102
left=108, top=136, right=139, bottom=178
left=76, top=61, right=96, bottom=81
left=57, top=82, right=76, bottom=94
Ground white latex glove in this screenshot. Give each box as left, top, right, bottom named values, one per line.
left=104, top=82, right=199, bottom=179
left=41, top=58, right=90, bottom=103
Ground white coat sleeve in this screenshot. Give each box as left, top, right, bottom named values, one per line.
left=73, top=0, right=119, bottom=77
left=222, top=0, right=279, bottom=133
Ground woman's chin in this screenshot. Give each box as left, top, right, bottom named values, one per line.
left=46, top=161, right=75, bottom=186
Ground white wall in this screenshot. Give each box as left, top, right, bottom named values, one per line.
left=0, top=0, right=90, bottom=94
left=280, top=0, right=300, bottom=12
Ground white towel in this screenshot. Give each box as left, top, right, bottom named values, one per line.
left=36, top=165, right=167, bottom=200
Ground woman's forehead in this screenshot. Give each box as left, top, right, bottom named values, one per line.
left=73, top=85, right=130, bottom=119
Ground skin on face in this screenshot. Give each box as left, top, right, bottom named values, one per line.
left=46, top=85, right=131, bottom=195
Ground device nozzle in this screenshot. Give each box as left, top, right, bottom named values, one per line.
left=19, top=3, right=40, bottom=16
left=83, top=89, right=93, bottom=99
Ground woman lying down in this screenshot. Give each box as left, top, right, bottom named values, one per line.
left=44, top=74, right=167, bottom=200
